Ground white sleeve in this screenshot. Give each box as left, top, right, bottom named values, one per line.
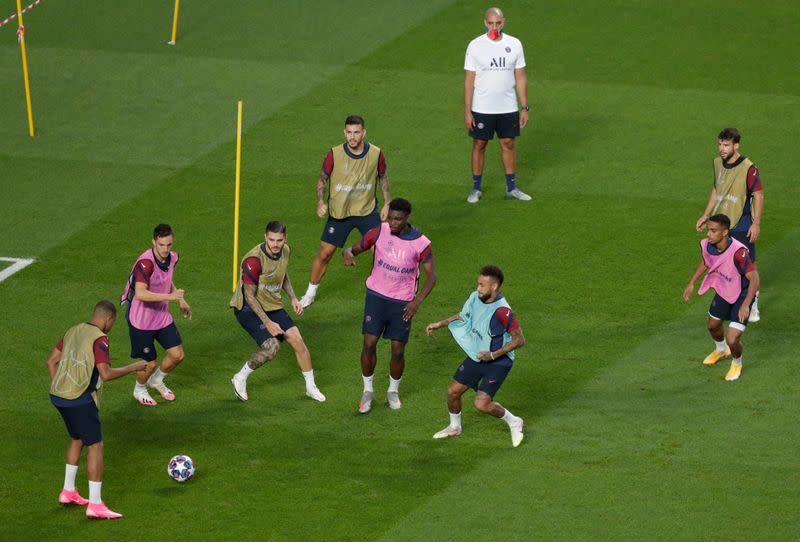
left=515, top=40, right=526, bottom=69
left=464, top=43, right=476, bottom=71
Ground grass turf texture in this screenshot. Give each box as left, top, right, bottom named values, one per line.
left=1, top=0, right=799, bottom=539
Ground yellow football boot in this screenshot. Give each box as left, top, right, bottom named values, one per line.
left=703, top=346, right=731, bottom=366
left=725, top=363, right=742, bottom=382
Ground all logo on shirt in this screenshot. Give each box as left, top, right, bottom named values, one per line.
left=489, top=57, right=506, bottom=68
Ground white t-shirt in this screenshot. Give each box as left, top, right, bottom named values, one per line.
left=464, top=33, right=526, bottom=114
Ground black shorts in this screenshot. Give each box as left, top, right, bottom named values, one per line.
left=128, top=321, right=182, bottom=361
left=453, top=357, right=512, bottom=398
left=234, top=305, right=296, bottom=345
left=362, top=291, right=412, bottom=343
left=55, top=402, right=102, bottom=446
left=709, top=293, right=752, bottom=331
left=321, top=209, right=381, bottom=248
left=469, top=111, right=520, bottom=140
left=730, top=230, right=756, bottom=261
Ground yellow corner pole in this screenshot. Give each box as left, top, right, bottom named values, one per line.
left=168, top=0, right=180, bottom=45
left=16, top=0, right=35, bottom=137
left=232, top=100, right=243, bottom=291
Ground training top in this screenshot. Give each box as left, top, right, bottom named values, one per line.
left=50, top=323, right=110, bottom=407
left=230, top=243, right=290, bottom=312
left=448, top=291, right=518, bottom=362
left=698, top=237, right=754, bottom=304
left=464, top=33, right=526, bottom=114
left=325, top=143, right=386, bottom=219
left=711, top=155, right=762, bottom=233
left=121, top=249, right=178, bottom=330
left=360, top=223, right=431, bottom=302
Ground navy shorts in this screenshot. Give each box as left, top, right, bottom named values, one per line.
left=709, top=293, right=752, bottom=330
left=128, top=321, right=182, bottom=361
left=321, top=209, right=381, bottom=247
left=362, top=291, right=411, bottom=343
left=234, top=305, right=295, bottom=345
left=730, top=230, right=756, bottom=261
left=55, top=402, right=102, bottom=446
left=469, top=111, right=520, bottom=140
left=453, top=357, right=513, bottom=398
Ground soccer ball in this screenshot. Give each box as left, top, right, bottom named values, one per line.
left=167, top=454, right=195, bottom=483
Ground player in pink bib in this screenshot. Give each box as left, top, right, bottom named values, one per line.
left=683, top=214, right=759, bottom=381
left=121, top=224, right=192, bottom=405
left=343, top=198, right=437, bottom=412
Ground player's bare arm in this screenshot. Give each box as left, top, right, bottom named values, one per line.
left=134, top=281, right=184, bottom=303
left=172, top=281, right=192, bottom=320
left=515, top=67, right=529, bottom=128
left=97, top=360, right=149, bottom=381
left=46, top=347, right=62, bottom=379
left=402, top=255, right=437, bottom=321
left=379, top=173, right=391, bottom=221
left=343, top=241, right=369, bottom=266
left=477, top=327, right=526, bottom=362
left=425, top=313, right=464, bottom=336
left=738, top=269, right=761, bottom=322
left=282, top=273, right=303, bottom=316
left=243, top=283, right=284, bottom=336
left=316, top=172, right=329, bottom=218
left=682, top=261, right=709, bottom=301
left=748, top=190, right=763, bottom=242
left=464, top=70, right=476, bottom=129
left=696, top=188, right=718, bottom=231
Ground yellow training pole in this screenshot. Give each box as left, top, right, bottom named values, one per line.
left=232, top=100, right=243, bottom=291
left=16, top=0, right=35, bottom=137
left=168, top=0, right=180, bottom=45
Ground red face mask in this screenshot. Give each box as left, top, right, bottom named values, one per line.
left=487, top=27, right=502, bottom=39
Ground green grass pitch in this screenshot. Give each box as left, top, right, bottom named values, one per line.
left=1, top=1, right=799, bottom=539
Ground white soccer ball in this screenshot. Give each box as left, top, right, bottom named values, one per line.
left=167, top=454, right=195, bottom=483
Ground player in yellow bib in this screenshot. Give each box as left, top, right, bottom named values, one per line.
left=299, top=115, right=391, bottom=308
left=47, top=300, right=147, bottom=519
left=230, top=221, right=325, bottom=402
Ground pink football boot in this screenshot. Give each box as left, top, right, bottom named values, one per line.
left=86, top=502, right=123, bottom=519
left=58, top=489, right=89, bottom=506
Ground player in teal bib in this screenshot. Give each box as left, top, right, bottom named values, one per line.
left=426, top=265, right=526, bottom=447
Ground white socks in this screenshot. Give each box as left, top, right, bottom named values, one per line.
left=64, top=464, right=78, bottom=492
left=302, top=370, right=317, bottom=389
left=732, top=356, right=742, bottom=366
left=388, top=376, right=401, bottom=393
left=362, top=374, right=374, bottom=392
left=714, top=339, right=727, bottom=352
left=449, top=411, right=462, bottom=429
left=238, top=362, right=254, bottom=379
left=305, top=283, right=319, bottom=297
left=501, top=408, right=518, bottom=426
left=134, top=382, right=147, bottom=392
left=88, top=480, right=102, bottom=504
left=150, top=367, right=167, bottom=385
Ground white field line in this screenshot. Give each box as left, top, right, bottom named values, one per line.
left=0, top=257, right=35, bottom=282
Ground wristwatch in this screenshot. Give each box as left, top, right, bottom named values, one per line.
left=521, top=105, right=530, bottom=111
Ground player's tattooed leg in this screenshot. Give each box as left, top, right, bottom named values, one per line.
left=246, top=338, right=280, bottom=370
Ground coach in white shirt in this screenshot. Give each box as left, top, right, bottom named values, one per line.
left=464, top=7, right=531, bottom=203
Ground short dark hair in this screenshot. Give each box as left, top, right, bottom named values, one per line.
left=479, top=265, right=504, bottom=287
left=388, top=198, right=412, bottom=215
left=345, top=115, right=365, bottom=127
left=718, top=127, right=740, bottom=143
left=94, top=300, right=117, bottom=317
left=707, top=213, right=731, bottom=230
left=153, top=223, right=173, bottom=239
left=265, top=221, right=287, bottom=234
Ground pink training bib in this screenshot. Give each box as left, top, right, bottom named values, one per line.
left=365, top=223, right=430, bottom=302
left=121, top=249, right=177, bottom=330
